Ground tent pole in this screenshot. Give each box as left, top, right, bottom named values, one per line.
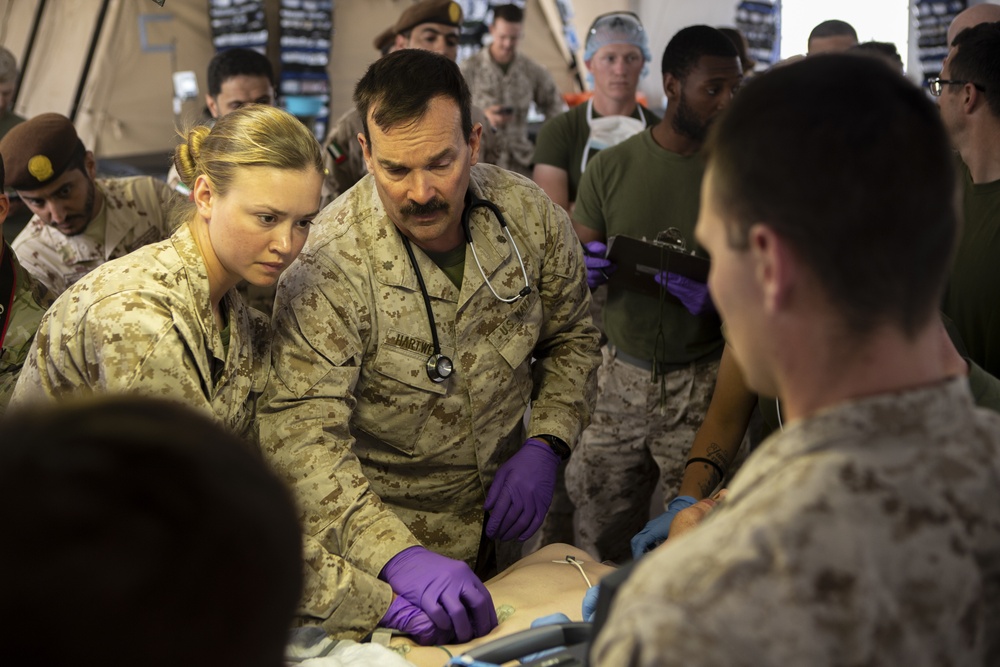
left=12, top=0, right=49, bottom=109
left=70, top=0, right=111, bottom=122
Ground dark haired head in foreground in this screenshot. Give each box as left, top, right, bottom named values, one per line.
left=0, top=397, right=303, bottom=667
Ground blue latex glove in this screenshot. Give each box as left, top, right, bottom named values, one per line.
left=378, top=595, right=439, bottom=645
left=520, top=613, right=572, bottom=664
left=581, top=584, right=600, bottom=622
left=630, top=495, right=697, bottom=559
left=379, top=545, right=497, bottom=644
left=484, top=438, right=560, bottom=542
left=582, top=241, right=616, bottom=290
left=654, top=271, right=714, bottom=315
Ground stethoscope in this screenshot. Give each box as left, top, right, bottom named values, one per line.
left=579, top=97, right=648, bottom=174
left=399, top=189, right=532, bottom=383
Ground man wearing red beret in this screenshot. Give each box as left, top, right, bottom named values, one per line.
left=2, top=113, right=178, bottom=295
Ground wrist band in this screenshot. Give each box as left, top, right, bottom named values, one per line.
left=435, top=646, right=453, bottom=659
left=685, top=456, right=725, bottom=482
left=533, top=434, right=571, bottom=460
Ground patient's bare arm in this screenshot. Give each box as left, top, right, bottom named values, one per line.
left=668, top=489, right=729, bottom=542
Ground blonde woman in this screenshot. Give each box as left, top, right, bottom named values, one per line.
left=11, top=105, right=323, bottom=438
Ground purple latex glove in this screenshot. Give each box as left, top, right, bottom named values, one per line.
left=582, top=241, right=616, bottom=290
left=378, top=595, right=439, bottom=644
left=379, top=545, right=497, bottom=644
left=655, top=271, right=715, bottom=315
left=484, top=438, right=560, bottom=542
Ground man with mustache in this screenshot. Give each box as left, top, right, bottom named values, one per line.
left=2, top=113, right=177, bottom=296
left=567, top=25, right=742, bottom=564
left=260, top=49, right=600, bottom=646
left=320, top=0, right=500, bottom=205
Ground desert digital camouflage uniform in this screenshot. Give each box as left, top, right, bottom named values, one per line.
left=0, top=240, right=53, bottom=412
left=566, top=346, right=720, bottom=562
left=10, top=223, right=269, bottom=440
left=319, top=108, right=367, bottom=207
left=11, top=175, right=178, bottom=296
left=461, top=48, right=563, bottom=176
left=320, top=105, right=501, bottom=206
left=259, top=163, right=601, bottom=639
left=593, top=377, right=1000, bottom=666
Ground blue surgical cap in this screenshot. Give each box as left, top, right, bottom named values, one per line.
left=584, top=12, right=652, bottom=65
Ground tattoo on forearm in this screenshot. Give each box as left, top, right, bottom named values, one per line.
left=696, top=467, right=723, bottom=498
left=706, top=442, right=729, bottom=467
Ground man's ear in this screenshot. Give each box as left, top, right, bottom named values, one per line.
left=748, top=223, right=793, bottom=314
left=663, top=72, right=683, bottom=101
left=468, top=122, right=483, bottom=166
left=84, top=151, right=98, bottom=181
left=206, top=94, right=220, bottom=119
left=192, top=174, right=213, bottom=221
left=358, top=132, right=373, bottom=175
left=963, top=83, right=984, bottom=114
left=0, top=193, right=9, bottom=227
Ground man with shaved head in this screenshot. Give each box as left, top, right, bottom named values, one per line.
left=947, top=1, right=1000, bottom=44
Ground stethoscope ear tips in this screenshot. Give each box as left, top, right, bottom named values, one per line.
left=518, top=286, right=532, bottom=298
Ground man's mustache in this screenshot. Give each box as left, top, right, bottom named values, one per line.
left=401, top=198, right=450, bottom=217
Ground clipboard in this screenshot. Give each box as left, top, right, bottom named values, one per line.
left=605, top=234, right=710, bottom=299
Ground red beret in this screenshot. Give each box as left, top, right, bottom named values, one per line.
left=0, top=113, right=85, bottom=191
left=393, top=0, right=463, bottom=36
left=374, top=26, right=397, bottom=52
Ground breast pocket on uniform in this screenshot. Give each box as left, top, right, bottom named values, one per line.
left=487, top=290, right=542, bottom=405
left=351, top=329, right=448, bottom=456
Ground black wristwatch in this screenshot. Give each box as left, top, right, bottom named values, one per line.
left=534, top=434, right=571, bottom=460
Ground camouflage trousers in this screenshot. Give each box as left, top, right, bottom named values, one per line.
left=566, top=345, right=720, bottom=563
left=530, top=286, right=609, bottom=552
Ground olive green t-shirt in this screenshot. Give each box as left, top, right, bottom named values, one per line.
left=532, top=102, right=660, bottom=205
left=573, top=129, right=723, bottom=364
left=425, top=244, right=466, bottom=289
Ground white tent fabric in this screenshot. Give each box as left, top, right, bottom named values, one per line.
left=1, top=0, right=743, bottom=159
left=6, top=0, right=214, bottom=158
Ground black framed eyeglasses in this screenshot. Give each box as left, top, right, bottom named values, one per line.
left=928, top=77, right=987, bottom=97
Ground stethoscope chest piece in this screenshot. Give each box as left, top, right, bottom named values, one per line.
left=426, top=353, right=454, bottom=383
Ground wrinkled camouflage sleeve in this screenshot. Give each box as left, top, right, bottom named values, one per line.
left=258, top=247, right=418, bottom=639
left=12, top=291, right=215, bottom=417
left=473, top=105, right=502, bottom=167
left=532, top=61, right=564, bottom=120
left=591, top=382, right=1000, bottom=665
left=521, top=188, right=601, bottom=446
left=320, top=110, right=367, bottom=206
left=0, top=252, right=54, bottom=412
